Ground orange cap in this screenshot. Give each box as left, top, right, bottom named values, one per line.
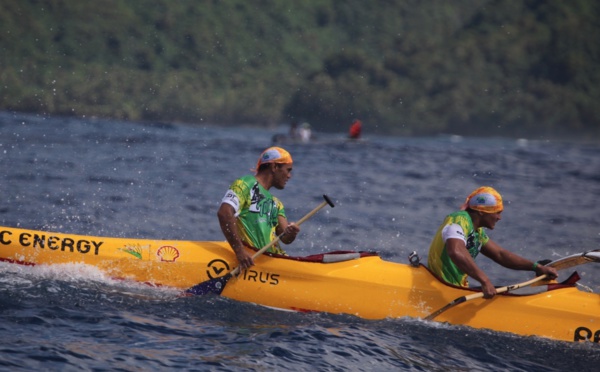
left=254, top=147, right=293, bottom=172
left=460, top=186, right=503, bottom=213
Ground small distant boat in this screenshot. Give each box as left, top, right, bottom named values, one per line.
left=1, top=225, right=598, bottom=343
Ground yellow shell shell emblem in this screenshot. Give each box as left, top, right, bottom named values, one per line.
left=157, top=245, right=180, bottom=262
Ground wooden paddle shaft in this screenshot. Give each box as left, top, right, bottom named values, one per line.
left=462, top=274, right=548, bottom=302
left=424, top=274, right=548, bottom=321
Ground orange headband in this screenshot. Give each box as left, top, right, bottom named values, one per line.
left=254, top=147, right=293, bottom=172
left=460, top=186, right=503, bottom=213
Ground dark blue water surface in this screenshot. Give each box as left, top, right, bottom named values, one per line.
left=1, top=111, right=599, bottom=371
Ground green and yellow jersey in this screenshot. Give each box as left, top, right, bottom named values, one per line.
left=427, top=211, right=489, bottom=287
left=221, top=175, right=287, bottom=255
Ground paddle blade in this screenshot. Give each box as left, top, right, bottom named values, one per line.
left=547, top=249, right=600, bottom=271
left=185, top=274, right=232, bottom=296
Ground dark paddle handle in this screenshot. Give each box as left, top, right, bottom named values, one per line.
left=294, top=195, right=334, bottom=226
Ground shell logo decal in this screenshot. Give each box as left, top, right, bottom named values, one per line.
left=157, top=245, right=180, bottom=262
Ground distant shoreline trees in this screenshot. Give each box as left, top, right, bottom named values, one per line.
left=1, top=0, right=597, bottom=138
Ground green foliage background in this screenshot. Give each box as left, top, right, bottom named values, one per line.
left=1, top=0, right=598, bottom=137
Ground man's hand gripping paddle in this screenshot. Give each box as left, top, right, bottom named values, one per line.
left=185, top=195, right=335, bottom=296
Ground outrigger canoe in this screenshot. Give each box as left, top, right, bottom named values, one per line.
left=0, top=225, right=598, bottom=344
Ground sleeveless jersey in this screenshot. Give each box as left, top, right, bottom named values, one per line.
left=221, top=175, right=287, bottom=255
left=427, top=211, right=489, bottom=286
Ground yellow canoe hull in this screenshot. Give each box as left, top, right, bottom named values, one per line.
left=1, top=226, right=598, bottom=343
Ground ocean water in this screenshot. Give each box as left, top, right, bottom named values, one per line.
left=0, top=111, right=599, bottom=371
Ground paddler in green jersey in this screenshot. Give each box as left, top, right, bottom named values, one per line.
left=427, top=186, right=557, bottom=299
left=217, top=147, right=300, bottom=271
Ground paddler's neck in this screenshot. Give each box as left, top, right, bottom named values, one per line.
left=255, top=171, right=273, bottom=190
left=467, top=210, right=483, bottom=229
